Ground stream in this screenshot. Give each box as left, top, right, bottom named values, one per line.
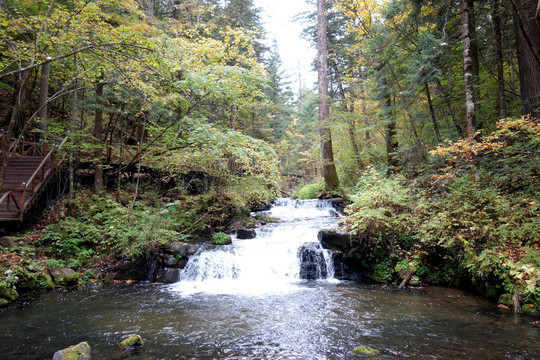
left=0, top=199, right=539, bottom=359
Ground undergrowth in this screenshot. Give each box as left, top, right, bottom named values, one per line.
left=342, top=117, right=540, bottom=312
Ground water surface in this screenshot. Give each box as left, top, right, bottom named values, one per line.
left=0, top=199, right=538, bottom=359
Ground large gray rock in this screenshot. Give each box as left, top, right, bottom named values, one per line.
left=0, top=236, right=14, bottom=248
left=297, top=242, right=328, bottom=280
left=236, top=229, right=256, bottom=239
left=165, top=242, right=200, bottom=257
left=157, top=268, right=180, bottom=284
left=318, top=229, right=351, bottom=252
left=49, top=268, right=78, bottom=286
left=162, top=255, right=177, bottom=268
left=52, top=342, right=91, bottom=360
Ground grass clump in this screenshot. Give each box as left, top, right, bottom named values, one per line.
left=293, top=179, right=326, bottom=199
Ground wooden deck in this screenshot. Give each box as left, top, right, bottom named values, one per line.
left=0, top=133, right=143, bottom=222
left=0, top=132, right=61, bottom=222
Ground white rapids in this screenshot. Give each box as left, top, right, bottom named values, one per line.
left=168, top=198, right=340, bottom=296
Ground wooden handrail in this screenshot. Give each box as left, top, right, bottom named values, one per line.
left=24, top=136, right=67, bottom=193
left=0, top=190, right=22, bottom=212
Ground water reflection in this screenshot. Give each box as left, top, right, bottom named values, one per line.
left=0, top=199, right=538, bottom=359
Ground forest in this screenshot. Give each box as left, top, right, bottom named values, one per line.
left=0, top=0, right=539, bottom=316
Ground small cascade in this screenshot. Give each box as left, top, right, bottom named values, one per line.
left=297, top=242, right=334, bottom=280
left=170, top=198, right=340, bottom=295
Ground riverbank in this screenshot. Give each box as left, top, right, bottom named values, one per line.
left=319, top=118, right=540, bottom=314
left=0, top=187, right=275, bottom=307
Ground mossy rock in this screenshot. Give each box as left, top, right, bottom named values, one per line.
left=0, top=284, right=19, bottom=301
left=353, top=345, right=379, bottom=356
left=37, top=272, right=54, bottom=289
left=52, top=341, right=91, bottom=360
left=56, top=273, right=79, bottom=286
left=0, top=298, right=10, bottom=307
left=212, top=232, right=232, bottom=245
left=50, top=268, right=79, bottom=286
left=119, top=334, right=144, bottom=349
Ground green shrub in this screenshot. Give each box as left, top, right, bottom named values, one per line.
left=293, top=179, right=325, bottom=199
left=371, top=262, right=394, bottom=283
left=212, top=232, right=232, bottom=245
left=41, top=194, right=180, bottom=267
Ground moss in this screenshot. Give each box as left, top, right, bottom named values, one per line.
left=55, top=273, right=80, bottom=287
left=353, top=346, right=379, bottom=356
left=0, top=284, right=19, bottom=301
left=61, top=342, right=91, bottom=360
left=37, top=272, right=54, bottom=289
left=212, top=232, right=232, bottom=245
left=0, top=298, right=10, bottom=307
left=119, top=334, right=144, bottom=349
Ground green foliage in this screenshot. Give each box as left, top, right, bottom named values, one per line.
left=41, top=194, right=179, bottom=268
left=343, top=119, right=540, bottom=308
left=212, top=232, right=232, bottom=246
left=343, top=167, right=416, bottom=237
left=152, top=118, right=281, bottom=199
left=371, top=261, right=394, bottom=283
left=293, top=179, right=326, bottom=199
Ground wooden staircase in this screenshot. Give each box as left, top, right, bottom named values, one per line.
left=0, top=134, right=60, bottom=222
left=0, top=132, right=143, bottom=222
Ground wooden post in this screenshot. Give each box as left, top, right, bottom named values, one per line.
left=19, top=182, right=25, bottom=221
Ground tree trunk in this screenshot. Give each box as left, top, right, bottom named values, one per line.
left=513, top=0, right=540, bottom=119
left=172, top=0, right=180, bottom=19
left=38, top=60, right=50, bottom=133
left=379, top=77, right=397, bottom=166
left=491, top=0, right=507, bottom=119
left=434, top=77, right=465, bottom=137
left=317, top=0, right=339, bottom=190
left=460, top=0, right=477, bottom=141
left=425, top=82, right=442, bottom=143
left=94, top=79, right=104, bottom=192
left=147, top=0, right=154, bottom=21
left=69, top=54, right=78, bottom=199
left=347, top=119, right=363, bottom=170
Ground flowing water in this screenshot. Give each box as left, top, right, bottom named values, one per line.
left=1, top=199, right=539, bottom=359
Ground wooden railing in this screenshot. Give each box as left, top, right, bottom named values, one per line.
left=0, top=129, right=48, bottom=156
left=0, top=133, right=67, bottom=221
left=103, top=138, right=141, bottom=165
left=0, top=188, right=23, bottom=215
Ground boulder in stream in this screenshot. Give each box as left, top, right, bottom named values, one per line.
left=156, top=268, right=180, bottom=283
left=297, top=242, right=328, bottom=280
left=52, top=342, right=91, bottom=360
left=49, top=268, right=79, bottom=286
left=165, top=242, right=200, bottom=257
left=119, top=334, right=144, bottom=350
left=236, top=229, right=256, bottom=239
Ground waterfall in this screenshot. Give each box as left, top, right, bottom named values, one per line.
left=168, top=198, right=340, bottom=295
